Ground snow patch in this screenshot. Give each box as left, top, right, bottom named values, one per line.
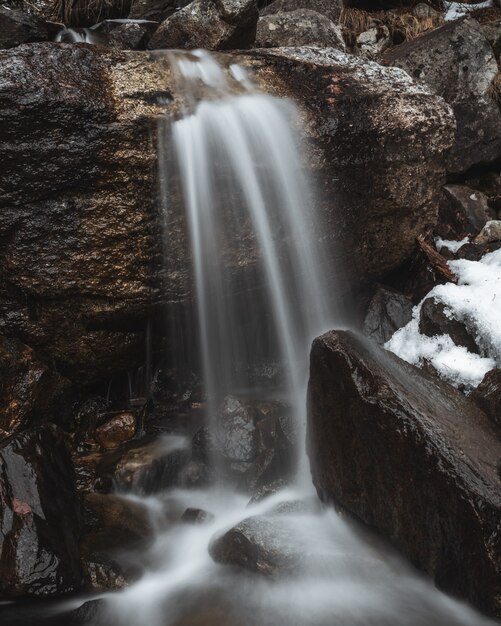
left=444, top=1, right=494, bottom=21
left=385, top=248, right=501, bottom=389
left=435, top=236, right=469, bottom=253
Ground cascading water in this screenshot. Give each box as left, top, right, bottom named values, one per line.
left=99, top=51, right=495, bottom=626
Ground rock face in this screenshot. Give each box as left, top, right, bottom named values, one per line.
left=0, top=43, right=454, bottom=383
left=0, top=336, right=69, bottom=441
left=419, top=297, right=479, bottom=353
left=362, top=286, right=414, bottom=345
left=386, top=18, right=501, bottom=174
left=437, top=184, right=496, bottom=238
left=260, top=0, right=343, bottom=23
left=0, top=7, right=49, bottom=48
left=0, top=425, right=82, bottom=598
left=472, top=368, right=501, bottom=428
left=308, top=330, right=501, bottom=617
left=255, top=10, right=346, bottom=49
left=148, top=0, right=258, bottom=50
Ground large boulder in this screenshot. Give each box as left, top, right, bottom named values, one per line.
left=385, top=17, right=501, bottom=174
left=0, top=43, right=453, bottom=383
left=0, top=6, right=50, bottom=48
left=255, top=10, right=346, bottom=49
left=0, top=424, right=82, bottom=598
left=148, top=0, right=259, bottom=50
left=307, top=330, right=501, bottom=618
left=0, top=336, right=70, bottom=441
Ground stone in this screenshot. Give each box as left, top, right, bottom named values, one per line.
left=255, top=10, right=346, bottom=49
left=0, top=6, right=49, bottom=48
left=386, top=18, right=501, bottom=175
left=97, top=19, right=159, bottom=49
left=0, top=424, right=82, bottom=598
left=0, top=44, right=454, bottom=384
left=217, top=395, right=258, bottom=462
left=419, top=297, right=479, bottom=353
left=209, top=515, right=301, bottom=576
left=357, top=25, right=391, bottom=59
left=95, top=412, right=137, bottom=449
left=260, top=0, right=343, bottom=23
left=308, top=330, right=501, bottom=618
left=362, top=286, right=414, bottom=345
left=148, top=0, right=258, bottom=50
left=0, top=336, right=70, bottom=441
left=344, top=0, right=414, bottom=7
left=180, top=507, right=215, bottom=523
left=437, top=184, right=496, bottom=239
left=114, top=435, right=190, bottom=494
left=475, top=219, right=501, bottom=243
left=128, top=0, right=178, bottom=21
left=82, top=554, right=130, bottom=591
left=472, top=368, right=501, bottom=428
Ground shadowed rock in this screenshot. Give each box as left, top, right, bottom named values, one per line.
left=308, top=330, right=501, bottom=618
left=472, top=368, right=501, bottom=428
left=363, top=286, right=414, bottom=345
left=255, top=10, right=346, bottom=49
left=419, top=297, right=479, bottom=353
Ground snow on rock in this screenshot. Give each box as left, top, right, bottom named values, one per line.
left=435, top=236, right=469, bottom=253
left=444, top=1, right=494, bottom=21
left=385, top=248, right=501, bottom=389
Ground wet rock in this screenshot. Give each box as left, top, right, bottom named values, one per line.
left=148, top=0, right=258, bottom=50
left=209, top=515, right=301, bottom=576
left=0, top=424, right=82, bottom=598
left=437, top=184, right=496, bottom=239
left=248, top=478, right=290, bottom=504
left=357, top=25, right=391, bottom=59
left=362, top=286, right=414, bottom=345
left=0, top=6, right=49, bottom=48
left=180, top=459, right=212, bottom=487
left=72, top=599, right=107, bottom=624
left=419, top=297, right=479, bottom=353
left=181, top=507, right=214, bottom=523
left=472, top=368, right=501, bottom=428
left=386, top=18, right=501, bottom=174
left=95, top=412, right=137, bottom=449
left=255, top=9, right=345, bottom=49
left=308, top=330, right=501, bottom=618
left=260, top=0, right=343, bottom=23
left=82, top=554, right=130, bottom=591
left=217, top=395, right=258, bottom=462
left=475, top=219, right=501, bottom=243
left=0, top=336, right=70, bottom=441
left=114, top=436, right=190, bottom=494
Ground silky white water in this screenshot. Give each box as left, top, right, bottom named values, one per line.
left=102, top=51, right=495, bottom=626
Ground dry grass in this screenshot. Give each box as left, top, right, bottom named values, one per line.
left=339, top=6, right=443, bottom=48
left=50, top=0, right=132, bottom=26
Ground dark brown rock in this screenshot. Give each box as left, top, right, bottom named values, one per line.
left=148, top=0, right=258, bottom=50
left=128, top=0, right=177, bottom=21
left=437, top=184, right=496, bottom=239
left=0, top=6, right=49, bottom=48
left=385, top=18, right=501, bottom=175
left=308, top=330, right=501, bottom=618
left=362, top=286, right=414, bottom=345
left=95, top=412, right=137, bottom=449
left=0, top=424, right=82, bottom=598
left=82, top=554, right=130, bottom=591
left=255, top=9, right=346, bottom=49
left=419, top=297, right=479, bottom=353
left=472, top=368, right=501, bottom=428
left=0, top=336, right=70, bottom=441
left=180, top=507, right=214, bottom=523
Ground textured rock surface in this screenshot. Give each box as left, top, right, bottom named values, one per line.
left=0, top=336, right=70, bottom=441
left=95, top=412, right=137, bottom=449
left=148, top=0, right=258, bottom=49
left=308, top=330, right=501, bottom=617
left=255, top=10, right=346, bottom=49
left=472, top=368, right=501, bottom=428
left=0, top=425, right=82, bottom=598
left=439, top=184, right=496, bottom=238
left=0, top=44, right=454, bottom=383
left=260, top=0, right=343, bottom=23
left=362, top=286, right=414, bottom=345
left=386, top=18, right=501, bottom=174
left=419, top=297, right=479, bottom=353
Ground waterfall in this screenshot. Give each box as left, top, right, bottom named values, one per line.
left=103, top=51, right=494, bottom=626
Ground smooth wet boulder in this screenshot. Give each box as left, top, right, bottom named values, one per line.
left=255, top=10, right=346, bottom=49
left=0, top=44, right=454, bottom=383
left=209, top=514, right=301, bottom=576
left=0, top=336, right=70, bottom=441
left=362, top=286, right=414, bottom=345
left=0, top=424, right=82, bottom=598
left=0, top=6, right=50, bottom=48
left=95, top=412, right=137, bottom=449
left=386, top=17, right=501, bottom=174
left=260, top=0, right=343, bottom=23
left=148, top=0, right=258, bottom=49
left=308, top=330, right=501, bottom=617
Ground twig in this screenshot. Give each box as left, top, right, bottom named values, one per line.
left=416, top=235, right=458, bottom=284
